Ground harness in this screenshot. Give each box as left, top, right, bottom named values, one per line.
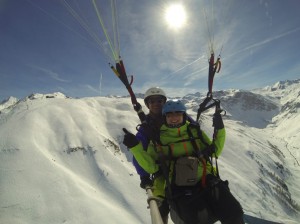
left=153, top=123, right=219, bottom=190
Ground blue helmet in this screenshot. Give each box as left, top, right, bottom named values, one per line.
left=162, top=100, right=186, bottom=115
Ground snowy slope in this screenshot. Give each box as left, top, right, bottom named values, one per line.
left=257, top=80, right=300, bottom=150
left=0, top=81, right=299, bottom=224
left=0, top=94, right=150, bottom=223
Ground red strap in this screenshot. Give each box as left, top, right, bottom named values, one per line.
left=208, top=53, right=215, bottom=94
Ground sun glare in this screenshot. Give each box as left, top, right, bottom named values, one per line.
left=165, top=4, right=187, bottom=29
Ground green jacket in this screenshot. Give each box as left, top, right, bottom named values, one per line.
left=130, top=121, right=226, bottom=197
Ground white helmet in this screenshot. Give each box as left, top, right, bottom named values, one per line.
left=144, top=87, right=167, bottom=106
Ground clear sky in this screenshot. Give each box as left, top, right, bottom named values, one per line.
left=1, top=0, right=299, bottom=99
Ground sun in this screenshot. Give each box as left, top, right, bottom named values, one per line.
left=165, top=4, right=187, bottom=29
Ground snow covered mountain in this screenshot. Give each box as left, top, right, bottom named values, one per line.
left=0, top=96, right=18, bottom=112
left=0, top=79, right=299, bottom=224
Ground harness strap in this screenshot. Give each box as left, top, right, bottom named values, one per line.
left=200, top=157, right=207, bottom=187
left=186, top=125, right=207, bottom=188
left=215, top=157, right=220, bottom=178
left=192, top=123, right=221, bottom=177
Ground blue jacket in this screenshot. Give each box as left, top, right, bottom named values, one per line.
left=133, top=113, right=163, bottom=177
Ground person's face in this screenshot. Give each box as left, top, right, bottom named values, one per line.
left=147, top=96, right=165, bottom=115
left=165, top=112, right=184, bottom=126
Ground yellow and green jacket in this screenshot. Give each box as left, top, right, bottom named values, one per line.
left=130, top=121, right=226, bottom=197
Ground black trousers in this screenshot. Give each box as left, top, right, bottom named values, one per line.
left=169, top=175, right=244, bottom=224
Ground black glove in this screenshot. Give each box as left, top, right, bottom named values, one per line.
left=133, top=102, right=142, bottom=112
left=213, top=112, right=224, bottom=129
left=123, top=128, right=139, bottom=148
left=200, top=145, right=215, bottom=159
left=140, top=175, right=153, bottom=189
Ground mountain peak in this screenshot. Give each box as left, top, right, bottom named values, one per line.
left=0, top=96, right=19, bottom=111
left=271, top=79, right=300, bottom=91
left=26, top=92, right=70, bottom=100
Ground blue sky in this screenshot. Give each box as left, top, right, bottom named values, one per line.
left=1, top=0, right=299, bottom=99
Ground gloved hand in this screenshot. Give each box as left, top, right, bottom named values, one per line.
left=200, top=145, right=215, bottom=159
left=133, top=102, right=142, bottom=112
left=140, top=175, right=153, bottom=189
left=213, top=112, right=224, bottom=129
left=123, top=128, right=139, bottom=148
